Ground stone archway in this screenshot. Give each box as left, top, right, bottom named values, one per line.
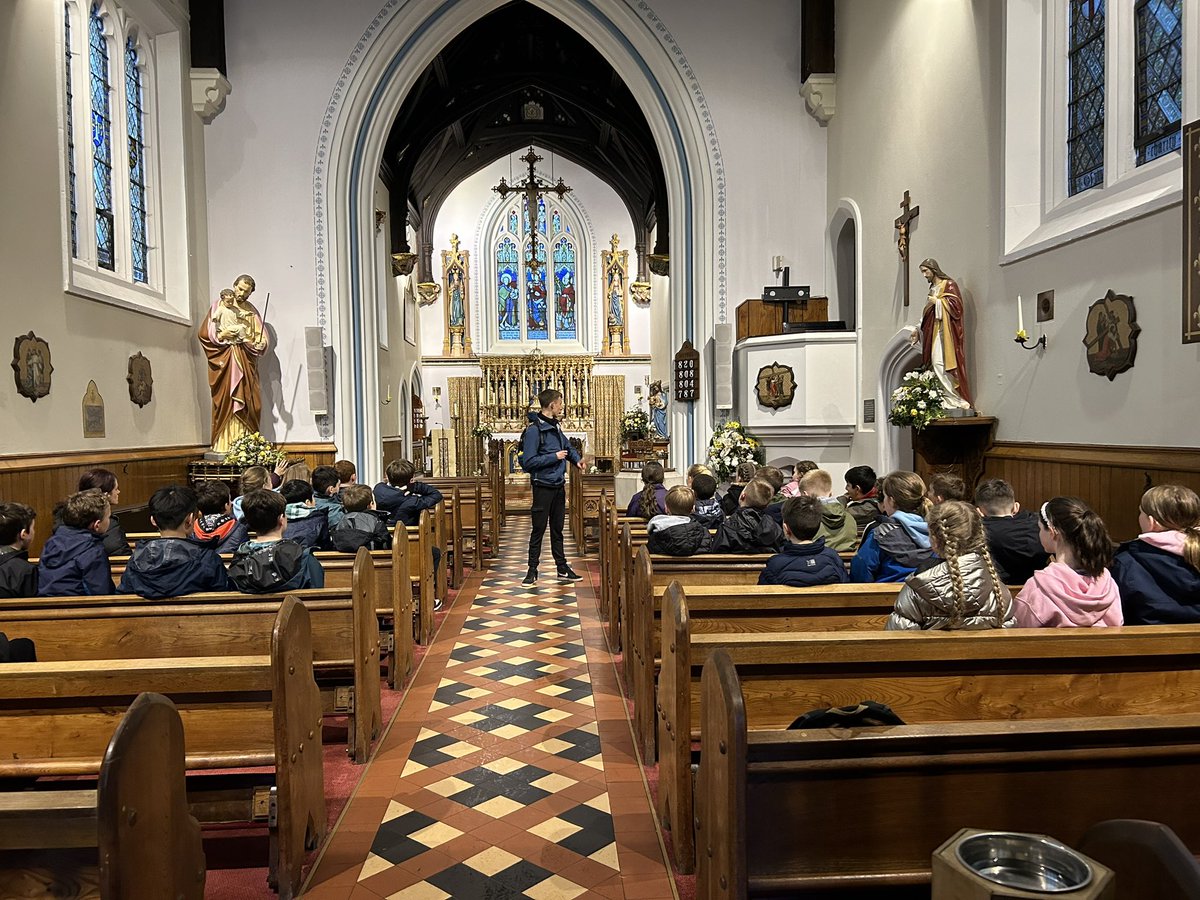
left=876, top=326, right=922, bottom=474
left=313, top=0, right=726, bottom=475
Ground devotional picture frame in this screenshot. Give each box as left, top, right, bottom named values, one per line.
left=11, top=331, right=53, bottom=402
left=755, top=361, right=796, bottom=409
left=1083, top=290, right=1140, bottom=381
left=127, top=352, right=153, bottom=407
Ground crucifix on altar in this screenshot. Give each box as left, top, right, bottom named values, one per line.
left=894, top=189, right=920, bottom=307
left=491, top=147, right=572, bottom=272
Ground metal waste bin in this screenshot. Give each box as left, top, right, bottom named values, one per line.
left=932, top=828, right=1115, bottom=899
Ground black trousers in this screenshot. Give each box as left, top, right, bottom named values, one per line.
left=528, top=482, right=568, bottom=570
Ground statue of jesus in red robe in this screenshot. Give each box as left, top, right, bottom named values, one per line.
left=917, top=259, right=972, bottom=409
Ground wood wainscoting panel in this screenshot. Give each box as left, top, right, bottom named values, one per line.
left=981, top=443, right=1200, bottom=542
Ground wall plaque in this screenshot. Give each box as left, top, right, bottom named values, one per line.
left=673, top=339, right=700, bottom=402
left=82, top=380, right=105, bottom=438
left=11, top=331, right=52, bottom=402
left=1084, top=290, right=1140, bottom=381
left=127, top=352, right=153, bottom=407
left=755, top=361, right=796, bottom=409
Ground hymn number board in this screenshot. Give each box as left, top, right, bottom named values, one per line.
left=673, top=340, right=700, bottom=402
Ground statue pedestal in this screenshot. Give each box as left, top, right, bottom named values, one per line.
left=912, top=416, right=997, bottom=490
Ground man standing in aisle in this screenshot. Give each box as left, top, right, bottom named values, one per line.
left=521, top=389, right=584, bottom=586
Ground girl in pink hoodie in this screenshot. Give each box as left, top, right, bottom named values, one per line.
left=1013, top=497, right=1121, bottom=627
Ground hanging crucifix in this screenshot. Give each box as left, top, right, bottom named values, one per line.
left=894, top=190, right=920, bottom=307
left=491, top=147, right=572, bottom=271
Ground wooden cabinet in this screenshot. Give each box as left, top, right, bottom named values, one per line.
left=735, top=297, right=829, bottom=342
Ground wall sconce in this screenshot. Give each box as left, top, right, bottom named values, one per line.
left=1014, top=331, right=1047, bottom=351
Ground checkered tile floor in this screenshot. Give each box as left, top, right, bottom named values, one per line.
left=304, top=516, right=674, bottom=899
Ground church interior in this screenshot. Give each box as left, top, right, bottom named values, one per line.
left=2, top=0, right=1200, bottom=896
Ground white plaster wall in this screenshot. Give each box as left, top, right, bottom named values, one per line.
left=827, top=1, right=1194, bottom=468
left=0, top=0, right=210, bottom=455
left=205, top=0, right=827, bottom=446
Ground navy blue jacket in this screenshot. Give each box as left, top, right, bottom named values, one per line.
left=1112, top=539, right=1200, bottom=624
left=284, top=506, right=331, bottom=550
left=37, top=526, right=115, bottom=597
left=708, top=508, right=784, bottom=554
left=118, top=537, right=233, bottom=599
left=520, top=412, right=580, bottom=486
left=374, top=481, right=443, bottom=527
left=759, top=538, right=849, bottom=587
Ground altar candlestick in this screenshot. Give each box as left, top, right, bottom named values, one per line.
left=1017, top=294, right=1024, bottom=334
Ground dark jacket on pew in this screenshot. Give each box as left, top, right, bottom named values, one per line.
left=118, top=536, right=233, bottom=599
left=284, top=504, right=331, bottom=550
left=1112, top=538, right=1200, bottom=624
left=37, top=526, right=115, bottom=597
left=983, top=511, right=1049, bottom=584
left=192, top=511, right=249, bottom=554
left=759, top=538, right=848, bottom=587
left=708, top=508, right=784, bottom=554
left=647, top=515, right=712, bottom=556
left=0, top=547, right=37, bottom=598
left=374, top=481, right=442, bottom=526
left=331, top=510, right=392, bottom=552
left=230, top=539, right=325, bottom=593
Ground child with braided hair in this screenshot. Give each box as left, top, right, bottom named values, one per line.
left=886, top=500, right=1015, bottom=630
left=1112, top=485, right=1200, bottom=624
left=1013, top=497, right=1121, bottom=627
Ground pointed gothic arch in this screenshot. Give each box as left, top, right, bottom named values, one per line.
left=313, top=0, right=726, bottom=477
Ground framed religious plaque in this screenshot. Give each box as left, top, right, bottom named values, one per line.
left=11, top=331, right=53, bottom=402
left=755, top=361, right=796, bottom=409
left=673, top=339, right=700, bottom=402
left=127, top=352, right=153, bottom=407
left=1083, top=290, right=1140, bottom=381
left=82, top=380, right=105, bottom=438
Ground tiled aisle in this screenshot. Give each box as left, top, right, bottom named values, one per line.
left=303, top=518, right=676, bottom=900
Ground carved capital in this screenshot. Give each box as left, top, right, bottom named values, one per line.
left=391, top=252, right=417, bottom=277
left=416, top=282, right=441, bottom=307
left=630, top=281, right=652, bottom=306
left=190, top=68, right=232, bottom=123
left=800, top=73, right=836, bottom=124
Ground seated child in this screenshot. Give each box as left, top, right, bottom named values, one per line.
left=758, top=495, right=848, bottom=587
left=927, top=472, right=968, bottom=505
left=119, top=485, right=232, bottom=599
left=0, top=502, right=38, bottom=598
left=647, top=486, right=712, bottom=556
left=627, top=461, right=667, bottom=521
left=51, top=468, right=131, bottom=556
left=840, top=465, right=883, bottom=535
left=311, top=465, right=346, bottom=528
left=374, top=459, right=443, bottom=526
left=335, top=459, right=358, bottom=489
left=1013, top=497, right=1120, bottom=627
left=779, top=460, right=819, bottom=498
left=331, top=484, right=393, bottom=552
left=229, top=489, right=325, bottom=593
left=192, top=480, right=249, bottom=553
left=756, top=466, right=788, bottom=525
left=886, top=500, right=1015, bottom=630
left=1112, top=485, right=1200, bottom=624
left=232, top=465, right=271, bottom=522
left=280, top=479, right=331, bottom=550
left=690, top=473, right=724, bottom=528
left=720, top=460, right=759, bottom=516
left=797, top=469, right=858, bottom=551
left=709, top=478, right=784, bottom=554
left=974, top=478, right=1048, bottom=584
left=38, top=489, right=116, bottom=596
left=849, top=471, right=934, bottom=583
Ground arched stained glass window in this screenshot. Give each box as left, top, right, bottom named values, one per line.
left=1067, top=0, right=1105, bottom=196
left=497, top=236, right=520, bottom=341
left=525, top=239, right=549, bottom=341
left=552, top=237, right=576, bottom=340
left=552, top=208, right=561, bottom=235
left=65, top=4, right=78, bottom=258
left=1134, top=0, right=1182, bottom=166
left=508, top=208, right=519, bottom=235
left=89, top=2, right=115, bottom=269
left=125, top=35, right=147, bottom=283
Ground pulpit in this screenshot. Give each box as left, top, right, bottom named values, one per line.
left=912, top=417, right=997, bottom=490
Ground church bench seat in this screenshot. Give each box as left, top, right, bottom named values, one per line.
left=568, top=469, right=614, bottom=554
left=695, top=649, right=1200, bottom=898
left=657, top=581, right=1200, bottom=874
left=2, top=549, right=384, bottom=762
left=0, top=598, right=324, bottom=900
left=0, top=691, right=205, bottom=900
left=423, top=476, right=498, bottom=562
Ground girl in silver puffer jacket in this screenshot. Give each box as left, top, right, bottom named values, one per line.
left=886, top=500, right=1016, bottom=630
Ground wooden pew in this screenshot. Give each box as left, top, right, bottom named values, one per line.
left=443, top=486, right=465, bottom=588
left=424, top=476, right=499, bottom=561
left=407, top=509, right=438, bottom=645
left=658, top=583, right=1200, bottom=874
left=0, top=691, right=205, bottom=899
left=568, top=468, right=614, bottom=554
left=695, top=650, right=1200, bottom=899
left=446, top=480, right=485, bottom=571
left=0, top=597, right=324, bottom=899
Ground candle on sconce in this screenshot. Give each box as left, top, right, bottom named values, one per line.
left=1017, top=294, right=1025, bottom=335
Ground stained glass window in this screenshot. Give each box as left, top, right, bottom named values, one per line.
left=1067, top=0, right=1105, bottom=196
left=497, top=236, right=520, bottom=340
left=552, top=208, right=561, bottom=235
left=508, top=207, right=519, bottom=235
left=65, top=4, right=78, bottom=258
left=525, top=239, right=549, bottom=341
left=537, top=196, right=547, bottom=235
left=552, top=237, right=577, bottom=340
left=89, top=2, right=114, bottom=269
left=125, top=36, right=147, bottom=283
left=1134, top=0, right=1182, bottom=165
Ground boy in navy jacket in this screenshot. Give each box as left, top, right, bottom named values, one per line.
left=38, top=489, right=115, bottom=596
left=120, top=485, right=232, bottom=599
left=374, top=459, right=442, bottom=526
left=759, top=496, right=848, bottom=587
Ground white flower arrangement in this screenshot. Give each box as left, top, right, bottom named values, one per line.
left=888, top=370, right=946, bottom=431
left=222, top=431, right=286, bottom=467
left=705, top=420, right=765, bottom=482
left=621, top=407, right=651, bottom=441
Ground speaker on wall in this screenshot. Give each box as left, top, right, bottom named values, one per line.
left=305, top=326, right=329, bottom=416
left=713, top=322, right=735, bottom=410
